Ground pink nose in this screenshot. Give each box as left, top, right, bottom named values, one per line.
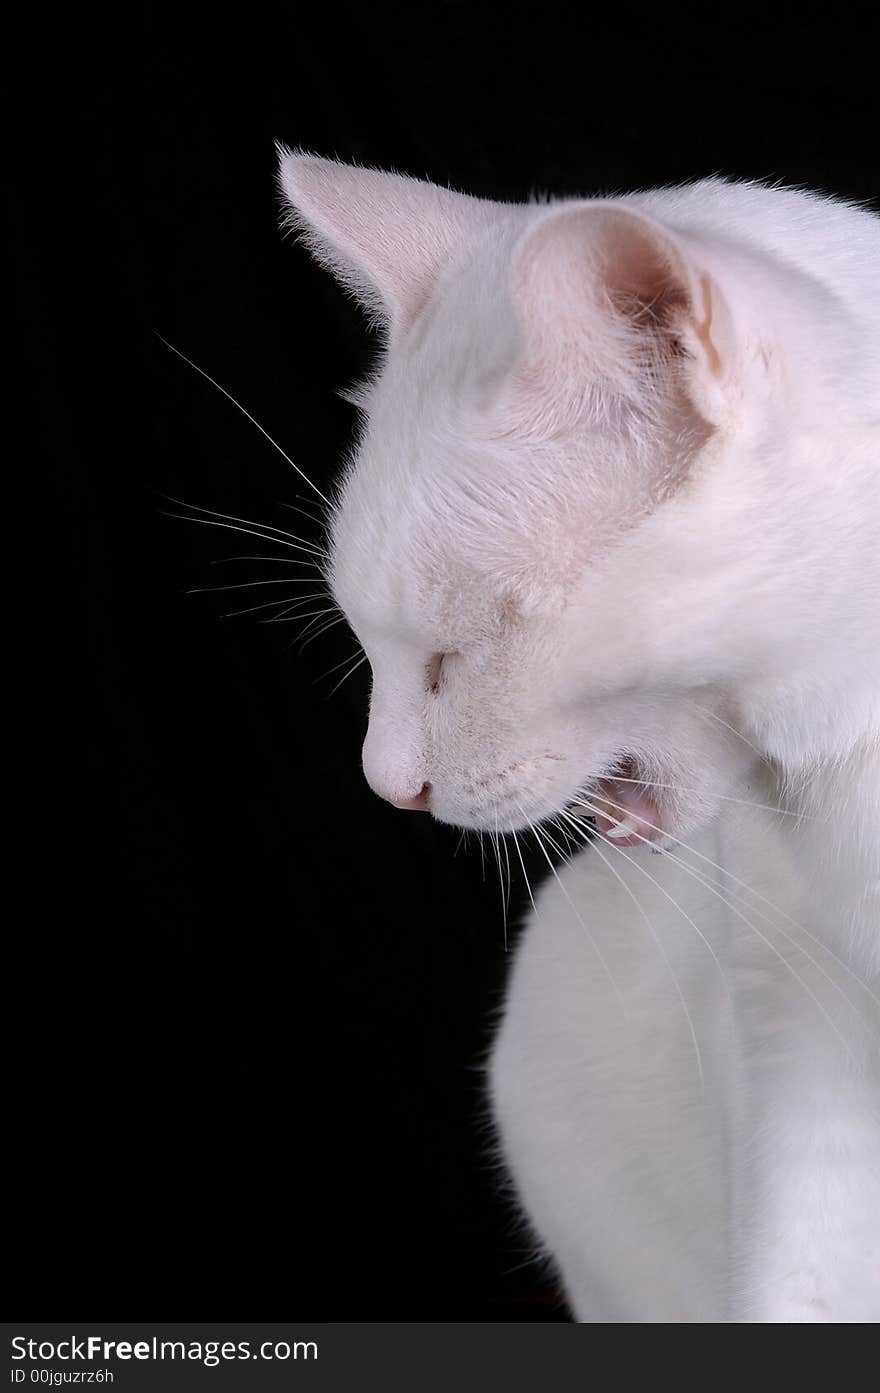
left=389, top=783, right=431, bottom=812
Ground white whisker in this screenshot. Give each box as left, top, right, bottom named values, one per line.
left=156, top=335, right=331, bottom=505
left=163, top=494, right=326, bottom=555
left=297, top=616, right=347, bottom=651
left=317, top=649, right=367, bottom=683
left=520, top=809, right=628, bottom=1012
left=228, top=597, right=332, bottom=620
left=574, top=795, right=873, bottom=1057
left=662, top=846, right=866, bottom=1066
left=326, top=653, right=369, bottom=696
left=279, top=500, right=329, bottom=529
left=603, top=773, right=820, bottom=822
left=500, top=829, right=513, bottom=924
left=260, top=604, right=337, bottom=624
left=573, top=817, right=705, bottom=1088
left=162, top=512, right=326, bottom=562
left=562, top=807, right=729, bottom=994
left=187, top=578, right=329, bottom=594
left=688, top=700, right=769, bottom=764
left=575, top=788, right=879, bottom=1011
left=511, top=829, right=537, bottom=917
left=491, top=818, right=508, bottom=949
left=211, top=555, right=323, bottom=569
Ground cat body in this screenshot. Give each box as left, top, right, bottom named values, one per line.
left=493, top=744, right=880, bottom=1321
left=278, top=155, right=880, bottom=1321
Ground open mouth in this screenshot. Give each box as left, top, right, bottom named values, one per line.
left=578, top=755, right=663, bottom=848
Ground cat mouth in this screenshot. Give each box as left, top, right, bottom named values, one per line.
left=578, top=756, right=664, bottom=848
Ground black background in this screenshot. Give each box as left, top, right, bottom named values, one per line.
left=13, top=1, right=877, bottom=1320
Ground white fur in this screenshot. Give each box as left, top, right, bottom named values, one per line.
left=278, top=152, right=880, bottom=1321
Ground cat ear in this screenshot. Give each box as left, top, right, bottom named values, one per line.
left=506, top=203, right=736, bottom=429
left=277, top=149, right=492, bottom=335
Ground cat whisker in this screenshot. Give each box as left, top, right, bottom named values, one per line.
left=687, top=700, right=770, bottom=765
left=665, top=843, right=876, bottom=1046
left=573, top=795, right=875, bottom=1054
left=492, top=816, right=508, bottom=949
left=290, top=610, right=335, bottom=639
left=212, top=588, right=327, bottom=616
left=211, top=555, right=323, bottom=569
left=575, top=788, right=879, bottom=1011
left=550, top=816, right=582, bottom=858
left=162, top=494, right=327, bottom=556
left=602, top=773, right=821, bottom=822
left=519, top=808, right=628, bottom=1012
left=524, top=818, right=566, bottom=864
left=561, top=806, right=730, bottom=995
left=279, top=500, right=330, bottom=530
left=156, top=335, right=331, bottom=505
left=257, top=599, right=337, bottom=622
left=325, top=653, right=369, bottom=697
left=567, top=813, right=705, bottom=1089
left=297, top=615, right=347, bottom=652
left=264, top=595, right=332, bottom=623
left=511, top=829, right=538, bottom=919
left=317, top=649, right=367, bottom=683
left=227, top=597, right=332, bottom=620
left=187, top=578, right=329, bottom=594
left=500, top=827, right=513, bottom=924
left=660, top=844, right=868, bottom=1066
left=162, top=512, right=327, bottom=563
left=261, top=607, right=338, bottom=627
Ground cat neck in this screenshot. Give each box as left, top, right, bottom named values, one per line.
left=731, top=420, right=879, bottom=956
left=734, top=681, right=879, bottom=970
left=777, top=736, right=879, bottom=975
left=726, top=422, right=878, bottom=774
left=737, top=653, right=879, bottom=906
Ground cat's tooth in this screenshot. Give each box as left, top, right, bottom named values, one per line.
left=606, top=814, right=640, bottom=840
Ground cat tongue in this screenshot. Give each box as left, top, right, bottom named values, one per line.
left=591, top=778, right=661, bottom=847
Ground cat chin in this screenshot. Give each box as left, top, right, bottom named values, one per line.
left=427, top=757, right=669, bottom=845
left=427, top=750, right=733, bottom=849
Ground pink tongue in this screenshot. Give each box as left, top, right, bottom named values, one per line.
left=591, top=778, right=661, bottom=847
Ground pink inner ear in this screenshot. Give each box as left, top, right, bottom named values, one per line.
left=499, top=201, right=733, bottom=444
left=592, top=210, right=692, bottom=327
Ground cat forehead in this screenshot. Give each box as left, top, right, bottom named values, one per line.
left=327, top=427, right=630, bottom=664
left=329, top=472, right=534, bottom=642
left=329, top=439, right=578, bottom=643
left=350, top=246, right=521, bottom=413
left=328, top=370, right=663, bottom=654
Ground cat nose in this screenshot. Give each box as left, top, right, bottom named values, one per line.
left=388, top=782, right=431, bottom=812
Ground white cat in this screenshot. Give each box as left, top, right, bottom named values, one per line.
left=278, top=151, right=880, bottom=1322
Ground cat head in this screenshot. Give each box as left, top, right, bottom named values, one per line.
left=278, top=152, right=790, bottom=841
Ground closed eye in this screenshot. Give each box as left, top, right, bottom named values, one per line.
left=426, top=653, right=445, bottom=693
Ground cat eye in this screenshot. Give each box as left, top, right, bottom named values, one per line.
left=426, top=651, right=461, bottom=693
left=426, top=653, right=445, bottom=693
